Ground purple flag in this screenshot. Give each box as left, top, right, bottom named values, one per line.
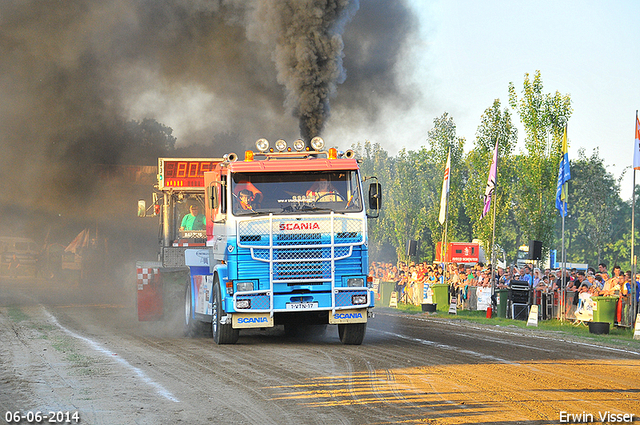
left=481, top=140, right=498, bottom=219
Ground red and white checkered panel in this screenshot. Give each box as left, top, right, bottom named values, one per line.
left=136, top=266, right=164, bottom=321
left=137, top=267, right=158, bottom=289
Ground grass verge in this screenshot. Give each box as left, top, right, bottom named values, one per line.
left=385, top=303, right=640, bottom=348
left=7, top=306, right=30, bottom=322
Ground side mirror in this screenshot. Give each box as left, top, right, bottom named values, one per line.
left=208, top=184, right=219, bottom=209
left=137, top=200, right=146, bottom=218
left=368, top=182, right=382, bottom=210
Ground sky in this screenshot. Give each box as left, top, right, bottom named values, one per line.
left=1, top=0, right=638, bottom=215
left=324, top=0, right=640, bottom=200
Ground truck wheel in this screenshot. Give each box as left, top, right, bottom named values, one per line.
left=212, top=278, right=239, bottom=344
left=338, top=323, right=366, bottom=345
left=184, top=282, right=211, bottom=337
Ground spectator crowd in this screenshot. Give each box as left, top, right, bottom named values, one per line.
left=369, top=260, right=640, bottom=320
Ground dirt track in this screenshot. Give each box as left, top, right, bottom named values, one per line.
left=1, top=276, right=639, bottom=425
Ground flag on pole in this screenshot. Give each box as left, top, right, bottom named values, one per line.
left=555, top=126, right=571, bottom=217
left=64, top=228, right=90, bottom=254
left=634, top=112, right=640, bottom=170
left=481, top=140, right=498, bottom=219
left=438, top=150, right=451, bottom=225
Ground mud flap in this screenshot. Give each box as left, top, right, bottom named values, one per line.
left=136, top=264, right=163, bottom=321
left=232, top=313, right=274, bottom=329
left=329, top=309, right=367, bottom=324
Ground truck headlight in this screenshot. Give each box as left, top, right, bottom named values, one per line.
left=352, top=294, right=367, bottom=305
left=310, top=136, right=324, bottom=151
left=256, top=138, right=269, bottom=152
left=236, top=299, right=251, bottom=309
left=293, top=139, right=305, bottom=151
left=275, top=139, right=287, bottom=152
left=236, top=281, right=254, bottom=292
left=347, top=278, right=364, bottom=287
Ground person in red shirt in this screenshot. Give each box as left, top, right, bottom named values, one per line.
left=237, top=190, right=255, bottom=211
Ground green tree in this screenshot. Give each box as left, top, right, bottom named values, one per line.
left=355, top=113, right=467, bottom=264
left=464, top=99, right=519, bottom=261
left=384, top=147, right=433, bottom=262
left=564, top=148, right=624, bottom=266
left=124, top=118, right=177, bottom=164
left=508, top=70, right=572, bottom=258
left=424, top=113, right=468, bottom=253
left=353, top=140, right=396, bottom=260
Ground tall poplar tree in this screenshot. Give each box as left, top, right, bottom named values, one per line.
left=464, top=99, right=518, bottom=258
left=425, top=113, right=468, bottom=250
left=508, top=71, right=572, bottom=257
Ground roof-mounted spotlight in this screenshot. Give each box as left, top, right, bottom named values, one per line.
left=274, top=139, right=287, bottom=152
left=255, top=138, right=269, bottom=152
left=293, top=139, right=305, bottom=152
left=310, top=136, right=325, bottom=151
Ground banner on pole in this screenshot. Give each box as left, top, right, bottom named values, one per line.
left=438, top=150, right=451, bottom=225
left=556, top=126, right=571, bottom=217
left=481, top=140, right=499, bottom=219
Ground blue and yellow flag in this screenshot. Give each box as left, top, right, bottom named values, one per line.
left=555, top=126, right=570, bottom=217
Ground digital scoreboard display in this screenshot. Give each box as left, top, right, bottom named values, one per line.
left=158, top=158, right=221, bottom=190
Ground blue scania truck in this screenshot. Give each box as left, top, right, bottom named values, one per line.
left=137, top=137, right=381, bottom=345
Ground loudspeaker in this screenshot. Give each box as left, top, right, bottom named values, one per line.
left=407, top=240, right=418, bottom=257
left=509, top=281, right=531, bottom=305
left=528, top=240, right=542, bottom=260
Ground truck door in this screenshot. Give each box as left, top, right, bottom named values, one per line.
left=205, top=169, right=227, bottom=258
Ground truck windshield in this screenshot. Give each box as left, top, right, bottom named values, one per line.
left=231, top=171, right=363, bottom=215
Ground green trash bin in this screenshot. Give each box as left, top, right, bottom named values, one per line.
left=432, top=283, right=450, bottom=312
left=497, top=289, right=509, bottom=318
left=379, top=281, right=396, bottom=307
left=591, top=296, right=619, bottom=325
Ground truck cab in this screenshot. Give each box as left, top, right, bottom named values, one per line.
left=184, top=138, right=381, bottom=344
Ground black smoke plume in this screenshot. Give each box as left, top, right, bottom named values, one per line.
left=247, top=0, right=359, bottom=143
left=0, top=0, right=419, bottom=238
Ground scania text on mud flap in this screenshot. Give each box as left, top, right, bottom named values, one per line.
left=137, top=138, right=381, bottom=345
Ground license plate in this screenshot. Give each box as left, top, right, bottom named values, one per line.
left=285, top=302, right=318, bottom=310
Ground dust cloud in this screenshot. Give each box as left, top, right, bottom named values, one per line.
left=0, top=0, right=419, bottom=307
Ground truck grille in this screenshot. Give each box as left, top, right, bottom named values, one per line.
left=237, top=215, right=364, bottom=284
